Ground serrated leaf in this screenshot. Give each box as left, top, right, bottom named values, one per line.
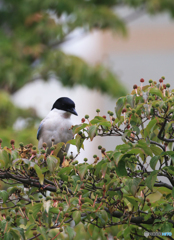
left=115, top=96, right=126, bottom=119
left=125, top=196, right=138, bottom=210
left=150, top=145, right=163, bottom=155
left=90, top=116, right=107, bottom=124
left=78, top=164, right=88, bottom=180
left=58, top=166, right=72, bottom=181
left=149, top=87, right=163, bottom=99
left=33, top=164, right=44, bottom=185
left=127, top=178, right=142, bottom=196
left=88, top=125, right=97, bottom=141
left=72, top=211, right=81, bottom=225
left=37, top=226, right=47, bottom=240
left=161, top=222, right=173, bottom=232
left=0, top=149, right=10, bottom=169
left=0, top=190, right=9, bottom=203
left=53, top=142, right=65, bottom=157
left=66, top=226, right=75, bottom=240
left=116, top=160, right=127, bottom=176
left=32, top=203, right=42, bottom=218
left=101, top=162, right=107, bottom=177
left=112, top=151, right=123, bottom=165
left=46, top=155, right=59, bottom=172
left=145, top=170, right=158, bottom=191
left=150, top=156, right=160, bottom=170
left=75, top=134, right=84, bottom=152
left=73, top=123, right=88, bottom=134
left=144, top=118, right=157, bottom=138
left=126, top=94, right=134, bottom=108
left=126, top=148, right=144, bottom=155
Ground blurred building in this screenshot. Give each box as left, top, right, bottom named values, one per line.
left=13, top=7, right=174, bottom=162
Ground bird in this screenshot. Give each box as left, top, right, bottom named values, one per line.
left=37, top=97, right=78, bottom=164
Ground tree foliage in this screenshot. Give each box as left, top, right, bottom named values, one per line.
left=1, top=78, right=174, bottom=239
left=1, top=0, right=174, bottom=96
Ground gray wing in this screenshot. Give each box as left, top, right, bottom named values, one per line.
left=37, top=121, right=44, bottom=140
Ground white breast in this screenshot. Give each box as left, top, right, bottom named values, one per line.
left=38, top=109, right=73, bottom=149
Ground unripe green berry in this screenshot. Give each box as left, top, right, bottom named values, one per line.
left=19, top=142, right=24, bottom=147
left=46, top=196, right=52, bottom=201
left=6, top=216, right=11, bottom=221
left=84, top=158, right=88, bottom=162
left=110, top=173, right=114, bottom=178
left=98, top=145, right=102, bottom=150
left=85, top=115, right=89, bottom=119
left=50, top=146, right=55, bottom=151
left=96, top=109, right=100, bottom=113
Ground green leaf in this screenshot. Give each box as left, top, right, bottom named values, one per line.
left=10, top=228, right=25, bottom=240
left=172, top=187, right=174, bottom=198
left=136, top=140, right=153, bottom=157
left=126, top=94, right=134, bottom=108
left=112, top=151, right=123, bottom=165
left=125, top=196, right=138, bottom=210
left=58, top=166, right=72, bottom=181
left=37, top=226, right=47, bottom=240
left=75, top=134, right=84, bottom=152
left=127, top=178, right=142, bottom=196
left=116, top=143, right=132, bottom=153
left=90, top=116, right=107, bottom=124
left=53, top=142, right=65, bottom=157
left=73, top=123, right=88, bottom=134
left=149, top=87, right=163, bottom=99
left=72, top=211, right=81, bottom=225
left=145, top=170, right=158, bottom=191
left=0, top=190, right=9, bottom=203
left=116, top=160, right=127, bottom=176
left=46, top=155, right=59, bottom=172
left=34, top=164, right=44, bottom=185
left=144, top=118, right=157, bottom=138
left=150, top=156, right=160, bottom=170
left=161, top=222, right=173, bottom=232
left=78, top=164, right=88, bottom=180
left=115, top=97, right=126, bottom=119
left=32, top=203, right=42, bottom=219
left=150, top=145, right=163, bottom=155
left=88, top=125, right=97, bottom=141
left=66, top=226, right=75, bottom=240
left=0, top=149, right=10, bottom=169
left=126, top=148, right=144, bottom=155
left=50, top=207, right=59, bottom=214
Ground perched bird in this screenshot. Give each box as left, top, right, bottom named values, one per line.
left=37, top=97, right=78, bottom=163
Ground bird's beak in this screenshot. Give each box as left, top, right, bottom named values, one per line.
left=68, top=108, right=78, bottom=116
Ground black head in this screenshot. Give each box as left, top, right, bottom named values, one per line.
left=51, top=97, right=78, bottom=116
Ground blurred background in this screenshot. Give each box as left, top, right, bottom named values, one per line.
left=0, top=1, right=174, bottom=163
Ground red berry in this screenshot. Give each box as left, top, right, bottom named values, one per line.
left=81, top=118, right=85, bottom=123
left=133, top=84, right=138, bottom=89
left=140, top=78, right=144, bottom=83
left=159, top=78, right=163, bottom=83
left=122, top=108, right=127, bottom=113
